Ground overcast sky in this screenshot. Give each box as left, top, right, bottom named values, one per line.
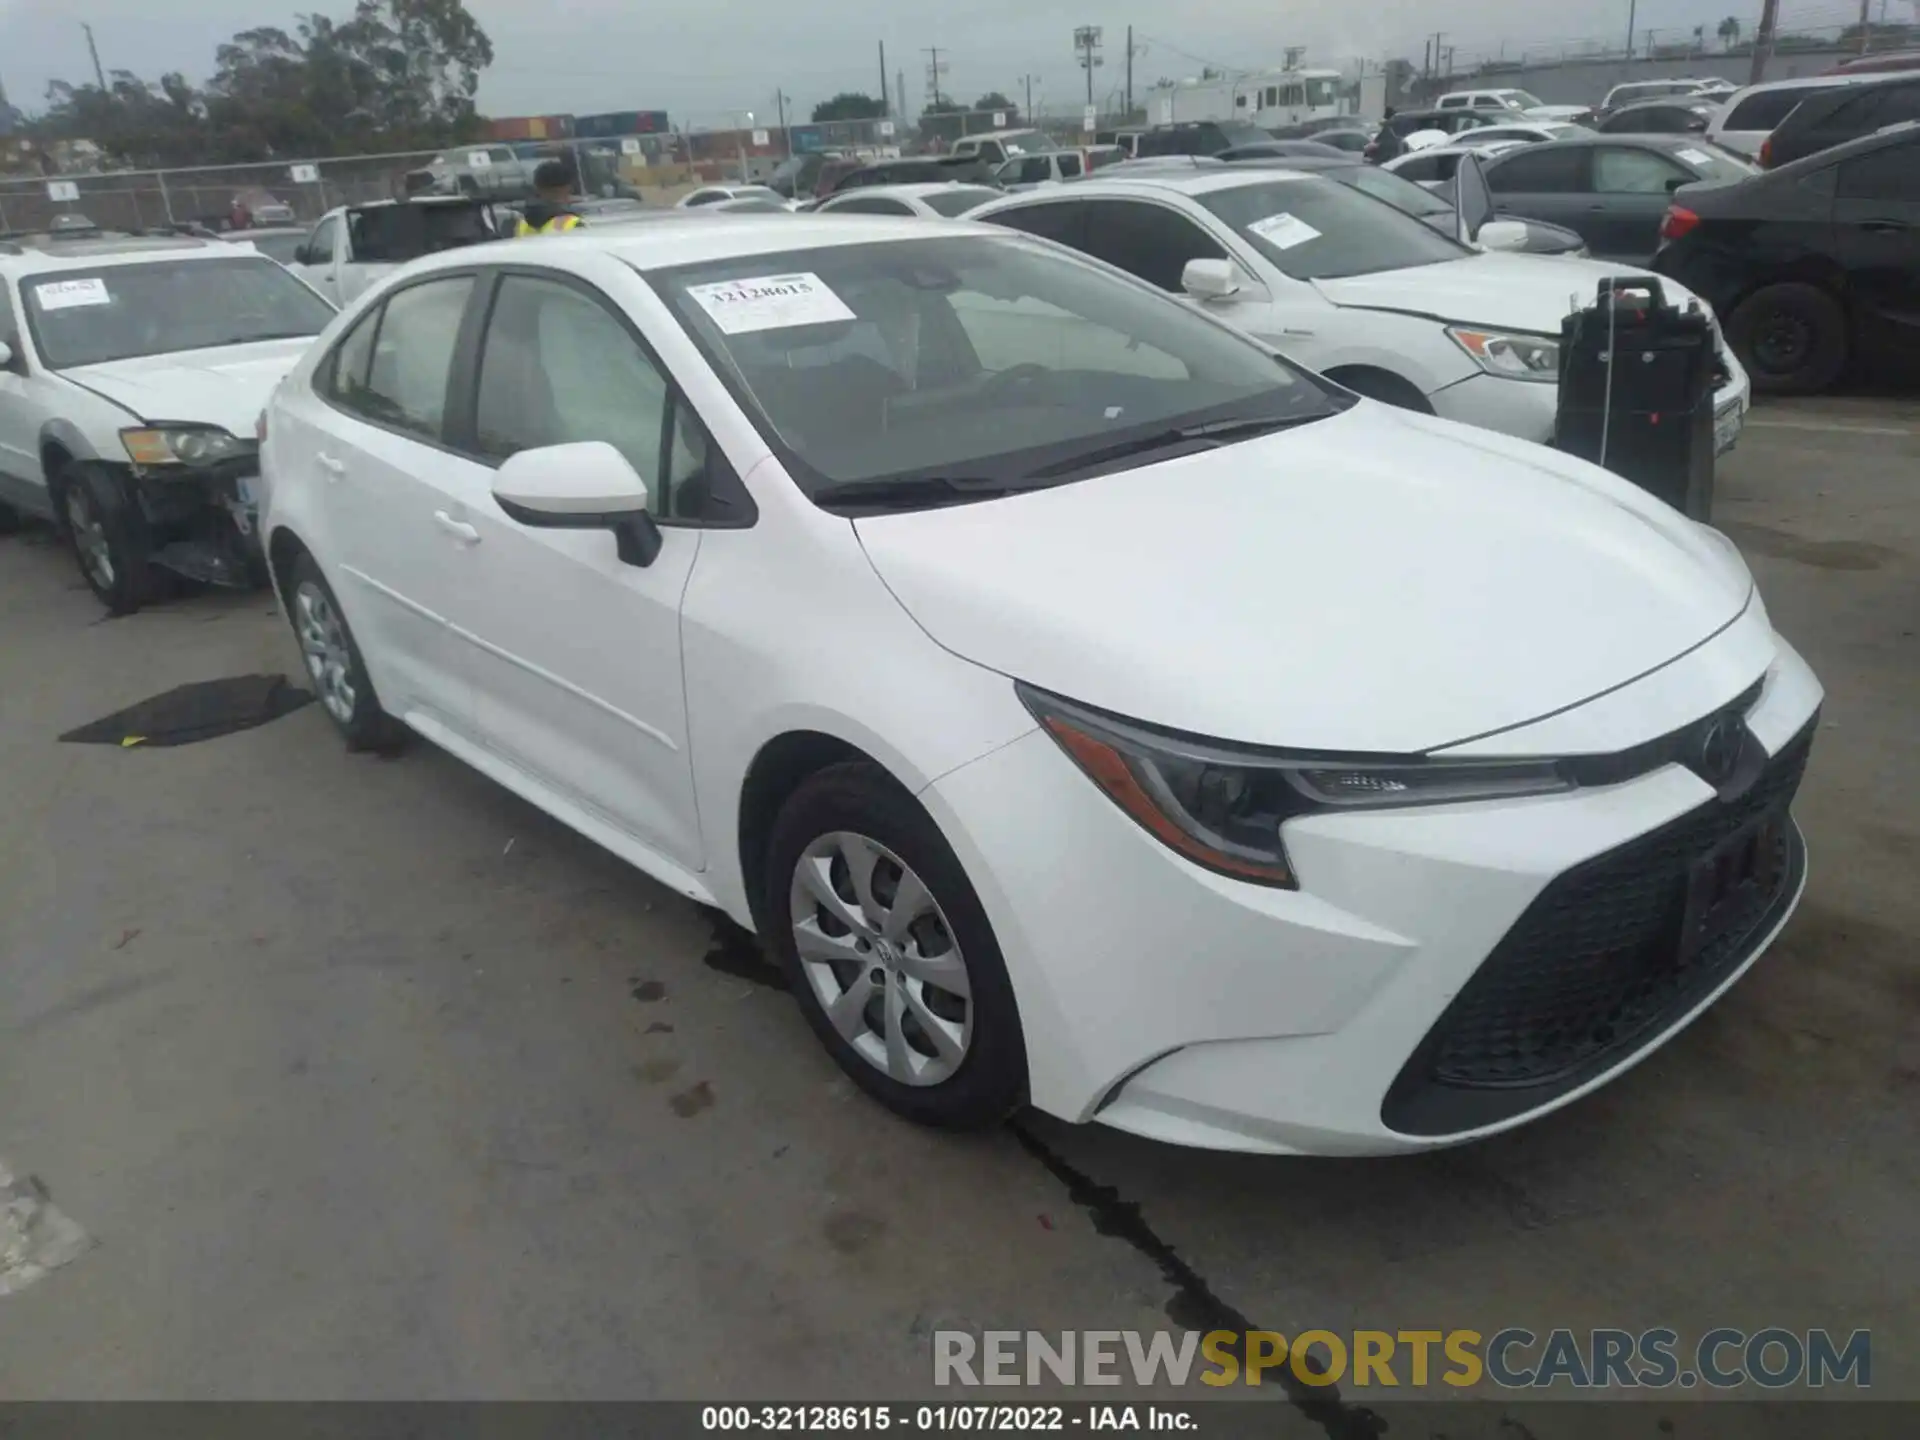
left=0, top=0, right=1901, bottom=126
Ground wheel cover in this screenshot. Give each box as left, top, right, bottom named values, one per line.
left=65, top=489, right=113, bottom=589
left=293, top=581, right=358, bottom=725
left=788, top=831, right=973, bottom=1087
left=1752, top=308, right=1812, bottom=377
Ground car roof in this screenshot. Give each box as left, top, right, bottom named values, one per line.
left=1609, top=96, right=1719, bottom=112
left=1726, top=72, right=1879, bottom=98
left=1005, top=169, right=1313, bottom=200
left=1485, top=132, right=1707, bottom=152
left=0, top=236, right=235, bottom=271
left=828, top=182, right=998, bottom=199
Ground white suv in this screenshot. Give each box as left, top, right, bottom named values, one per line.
left=0, top=235, right=336, bottom=612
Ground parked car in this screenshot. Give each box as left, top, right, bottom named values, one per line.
left=256, top=216, right=1820, bottom=1154
left=994, top=150, right=1089, bottom=190
left=817, top=184, right=1003, bottom=218
left=1136, top=121, right=1273, bottom=157
left=1093, top=127, right=1147, bottom=157
left=948, top=129, right=1057, bottom=166
left=406, top=145, right=540, bottom=199
left=232, top=189, right=298, bottom=227
left=1825, top=48, right=1920, bottom=75
left=1436, top=88, right=1590, bottom=123
left=1482, top=134, right=1756, bottom=263
left=1758, top=74, right=1920, bottom=167
left=1598, top=79, right=1720, bottom=114
left=1234, top=154, right=1590, bottom=256
left=233, top=225, right=311, bottom=266
left=678, top=184, right=788, bottom=209
left=1706, top=75, right=1872, bottom=156
left=1384, top=140, right=1530, bottom=189
left=1595, top=99, right=1720, bottom=135
left=968, top=165, right=1747, bottom=445
left=1307, top=127, right=1373, bottom=153
left=0, top=236, right=335, bottom=609
left=1655, top=122, right=1920, bottom=394
left=1364, top=109, right=1498, bottom=161
left=290, top=197, right=506, bottom=307
left=1216, top=140, right=1353, bottom=163
left=826, top=156, right=998, bottom=194
left=1451, top=122, right=1592, bottom=147
left=47, top=213, right=100, bottom=237
left=767, top=151, right=848, bottom=199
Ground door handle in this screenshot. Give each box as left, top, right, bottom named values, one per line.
left=316, top=452, right=346, bottom=479
left=1859, top=219, right=1908, bottom=234
left=433, top=510, right=481, bottom=545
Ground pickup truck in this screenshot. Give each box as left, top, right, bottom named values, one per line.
left=287, top=197, right=505, bottom=307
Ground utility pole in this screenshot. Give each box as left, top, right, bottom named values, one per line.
left=1626, top=0, right=1637, bottom=59
left=81, top=22, right=107, bottom=90
left=923, top=47, right=946, bottom=108
left=1074, top=26, right=1104, bottom=107
left=879, top=41, right=889, bottom=114
left=1857, top=0, right=1872, bottom=55
left=897, top=69, right=908, bottom=120
left=1018, top=73, right=1037, bottom=122
left=1125, top=24, right=1134, bottom=117
left=775, top=89, right=789, bottom=157
left=1749, top=0, right=1781, bottom=85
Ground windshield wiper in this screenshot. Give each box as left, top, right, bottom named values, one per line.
left=217, top=330, right=319, bottom=345
left=811, top=475, right=1040, bottom=509
left=1024, top=413, right=1319, bottom=480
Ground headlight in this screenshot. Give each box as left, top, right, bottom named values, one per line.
left=121, top=426, right=252, bottom=468
left=1020, top=685, right=1576, bottom=890
left=1446, top=326, right=1560, bottom=382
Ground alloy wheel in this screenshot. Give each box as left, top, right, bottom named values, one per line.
left=294, top=581, right=358, bottom=725
left=1753, top=308, right=1812, bottom=378
left=66, top=488, right=113, bottom=590
left=788, top=831, right=973, bottom=1086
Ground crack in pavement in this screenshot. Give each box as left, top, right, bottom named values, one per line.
left=1011, top=1122, right=1386, bottom=1439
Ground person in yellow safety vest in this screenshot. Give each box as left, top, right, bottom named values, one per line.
left=515, top=159, right=586, bottom=236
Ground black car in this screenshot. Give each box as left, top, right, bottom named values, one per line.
left=1308, top=127, right=1373, bottom=153
left=1654, top=122, right=1920, bottom=393
left=827, top=155, right=996, bottom=193
left=1227, top=152, right=1589, bottom=255
left=1594, top=99, right=1718, bottom=135
left=1362, top=109, right=1496, bottom=161
left=1135, top=121, right=1271, bottom=157
left=1761, top=74, right=1920, bottom=168
left=1482, top=133, right=1755, bottom=262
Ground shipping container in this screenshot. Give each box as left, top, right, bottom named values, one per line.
left=574, top=110, right=671, bottom=138
left=484, top=113, right=575, bottom=141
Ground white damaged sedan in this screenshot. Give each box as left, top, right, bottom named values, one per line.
left=260, top=216, right=1821, bottom=1154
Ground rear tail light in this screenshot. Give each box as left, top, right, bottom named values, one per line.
left=1758, top=136, right=1773, bottom=167
left=1660, top=205, right=1700, bottom=241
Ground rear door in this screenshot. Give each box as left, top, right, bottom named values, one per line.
left=1831, top=133, right=1920, bottom=362
left=287, top=272, right=481, bottom=729
left=0, top=284, right=51, bottom=515
left=1588, top=144, right=1696, bottom=262
left=1485, top=143, right=1591, bottom=234
left=299, top=214, right=345, bottom=304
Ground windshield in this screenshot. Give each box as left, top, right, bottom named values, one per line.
left=999, top=131, right=1055, bottom=157
left=921, top=187, right=1000, bottom=217
left=1504, top=91, right=1546, bottom=109
left=23, top=256, right=335, bottom=368
left=646, top=235, right=1334, bottom=498
left=1334, top=165, right=1454, bottom=218
left=1198, top=176, right=1467, bottom=279
left=1305, top=76, right=1339, bottom=107
left=1676, top=143, right=1759, bottom=181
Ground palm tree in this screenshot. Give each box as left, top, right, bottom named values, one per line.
left=1718, top=16, right=1742, bottom=51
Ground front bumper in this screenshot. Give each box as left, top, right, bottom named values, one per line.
left=921, top=629, right=1823, bottom=1155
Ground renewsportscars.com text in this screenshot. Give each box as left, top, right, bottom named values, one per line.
left=934, top=1328, right=1871, bottom=1390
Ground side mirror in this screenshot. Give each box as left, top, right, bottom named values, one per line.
left=293, top=245, right=313, bottom=266
left=1476, top=219, right=1531, bottom=252
left=1453, top=150, right=1495, bottom=244
left=1181, top=257, right=1242, bottom=301
left=0, top=340, right=15, bottom=371
left=1665, top=176, right=1687, bottom=193
left=492, top=441, right=663, bottom=567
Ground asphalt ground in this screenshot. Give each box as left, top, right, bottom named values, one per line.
left=1, top=395, right=1915, bottom=1422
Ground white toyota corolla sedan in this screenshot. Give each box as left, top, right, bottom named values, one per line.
left=259, top=216, right=1822, bottom=1155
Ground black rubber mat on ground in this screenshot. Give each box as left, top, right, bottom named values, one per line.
left=60, top=674, right=313, bottom=748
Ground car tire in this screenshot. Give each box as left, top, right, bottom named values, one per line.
left=1727, top=283, right=1848, bottom=396
left=764, top=761, right=1028, bottom=1130
left=59, top=463, right=155, bottom=615
left=284, top=553, right=406, bottom=753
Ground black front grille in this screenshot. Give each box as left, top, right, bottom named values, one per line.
left=1383, top=717, right=1815, bottom=1138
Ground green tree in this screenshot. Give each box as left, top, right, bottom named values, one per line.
left=811, top=92, right=887, bottom=122
left=1717, top=15, right=1742, bottom=50
left=972, top=91, right=1018, bottom=122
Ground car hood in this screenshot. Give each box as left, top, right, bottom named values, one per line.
left=63, top=338, right=311, bottom=432
left=1312, top=252, right=1676, bottom=333
left=1524, top=105, right=1592, bottom=121
left=854, top=405, right=1751, bottom=752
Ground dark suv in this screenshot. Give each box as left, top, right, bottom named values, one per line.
left=1134, top=121, right=1271, bottom=157
left=1363, top=109, right=1495, bottom=161
left=1761, top=74, right=1920, bottom=167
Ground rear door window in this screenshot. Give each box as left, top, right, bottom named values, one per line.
left=1487, top=145, right=1588, bottom=192
left=1726, top=86, right=1834, bottom=131
left=1076, top=200, right=1227, bottom=292
left=1837, top=137, right=1920, bottom=202
left=1592, top=146, right=1690, bottom=193
left=979, top=200, right=1088, bottom=248
left=358, top=276, right=474, bottom=439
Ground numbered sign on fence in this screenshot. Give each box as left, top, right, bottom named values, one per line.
left=752, top=129, right=770, bottom=146
left=1083, top=105, right=1098, bottom=132
left=46, top=180, right=80, bottom=203
left=878, top=119, right=896, bottom=137
left=466, top=150, right=492, bottom=170
left=620, top=137, right=641, bottom=155
left=289, top=163, right=320, bottom=184
left=992, top=111, right=1007, bottom=127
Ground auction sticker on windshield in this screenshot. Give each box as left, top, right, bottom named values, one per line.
left=1247, top=213, right=1321, bottom=250
left=686, top=273, right=856, bottom=334
left=1677, top=148, right=1713, bottom=166
left=33, top=278, right=113, bottom=311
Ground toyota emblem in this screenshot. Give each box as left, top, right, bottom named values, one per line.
left=1696, top=714, right=1745, bottom=786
